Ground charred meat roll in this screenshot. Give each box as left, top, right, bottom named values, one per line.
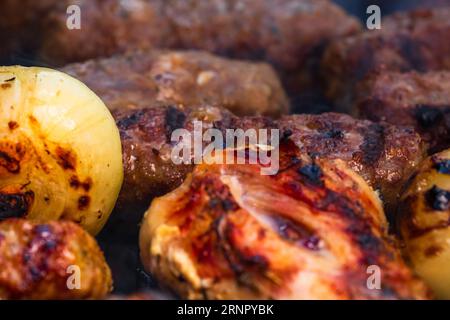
left=321, top=8, right=450, bottom=112
left=61, top=50, right=289, bottom=117
left=278, top=113, right=427, bottom=212
left=355, top=71, right=450, bottom=154
left=115, top=105, right=234, bottom=212
left=43, top=0, right=361, bottom=70
left=0, top=219, right=112, bottom=299
left=139, top=142, right=430, bottom=299
left=115, top=107, right=425, bottom=230
left=112, top=105, right=276, bottom=232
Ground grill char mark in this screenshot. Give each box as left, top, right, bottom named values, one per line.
left=359, top=123, right=385, bottom=166
left=165, top=106, right=187, bottom=140
left=0, top=191, right=34, bottom=220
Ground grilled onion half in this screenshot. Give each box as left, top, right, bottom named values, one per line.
left=398, top=149, right=450, bottom=299
left=0, top=66, right=123, bottom=235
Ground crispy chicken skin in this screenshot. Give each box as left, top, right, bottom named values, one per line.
left=115, top=107, right=426, bottom=226
left=356, top=71, right=450, bottom=153
left=0, top=219, right=112, bottom=299
left=139, top=142, right=430, bottom=299
left=61, top=50, right=289, bottom=117
left=321, top=8, right=450, bottom=112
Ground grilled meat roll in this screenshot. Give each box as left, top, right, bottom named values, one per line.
left=115, top=106, right=425, bottom=233
left=0, top=219, right=112, bottom=299
left=11, top=0, right=359, bottom=102
left=278, top=113, right=427, bottom=212
left=139, top=142, right=430, bottom=299
left=356, top=71, right=450, bottom=153
left=61, top=50, right=289, bottom=117
left=44, top=0, right=360, bottom=71
left=322, top=8, right=450, bottom=112
left=115, top=105, right=232, bottom=212
left=398, top=149, right=450, bottom=299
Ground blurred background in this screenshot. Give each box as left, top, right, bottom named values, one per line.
left=334, top=0, right=450, bottom=19
left=2, top=0, right=450, bottom=67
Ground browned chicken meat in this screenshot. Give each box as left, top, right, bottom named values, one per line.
left=114, top=106, right=426, bottom=234
left=61, top=50, right=289, bottom=117
left=139, top=142, right=430, bottom=299
left=0, top=219, right=112, bottom=299
left=355, top=71, right=450, bottom=153
left=322, top=8, right=450, bottom=112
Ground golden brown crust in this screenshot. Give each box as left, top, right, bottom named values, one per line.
left=61, top=50, right=290, bottom=117
left=0, top=219, right=112, bottom=299
left=321, top=8, right=450, bottom=112
left=140, top=142, right=430, bottom=299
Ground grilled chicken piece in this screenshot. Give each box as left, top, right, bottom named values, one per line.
left=278, top=113, right=427, bottom=212
left=61, top=50, right=289, bottom=117
left=139, top=142, right=430, bottom=299
left=322, top=8, right=450, bottom=112
left=115, top=107, right=426, bottom=231
left=356, top=71, right=450, bottom=153
left=0, top=219, right=112, bottom=299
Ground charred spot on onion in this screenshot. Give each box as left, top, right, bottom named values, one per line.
left=425, top=186, right=450, bottom=211
left=54, top=146, right=77, bottom=171
left=0, top=191, right=34, bottom=219
left=0, top=150, right=20, bottom=174
left=78, top=196, right=90, bottom=211
left=7, top=121, right=18, bottom=131
left=69, top=175, right=93, bottom=192
left=434, top=159, right=450, bottom=175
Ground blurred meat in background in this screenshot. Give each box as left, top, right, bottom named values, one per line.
left=334, top=0, right=450, bottom=18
